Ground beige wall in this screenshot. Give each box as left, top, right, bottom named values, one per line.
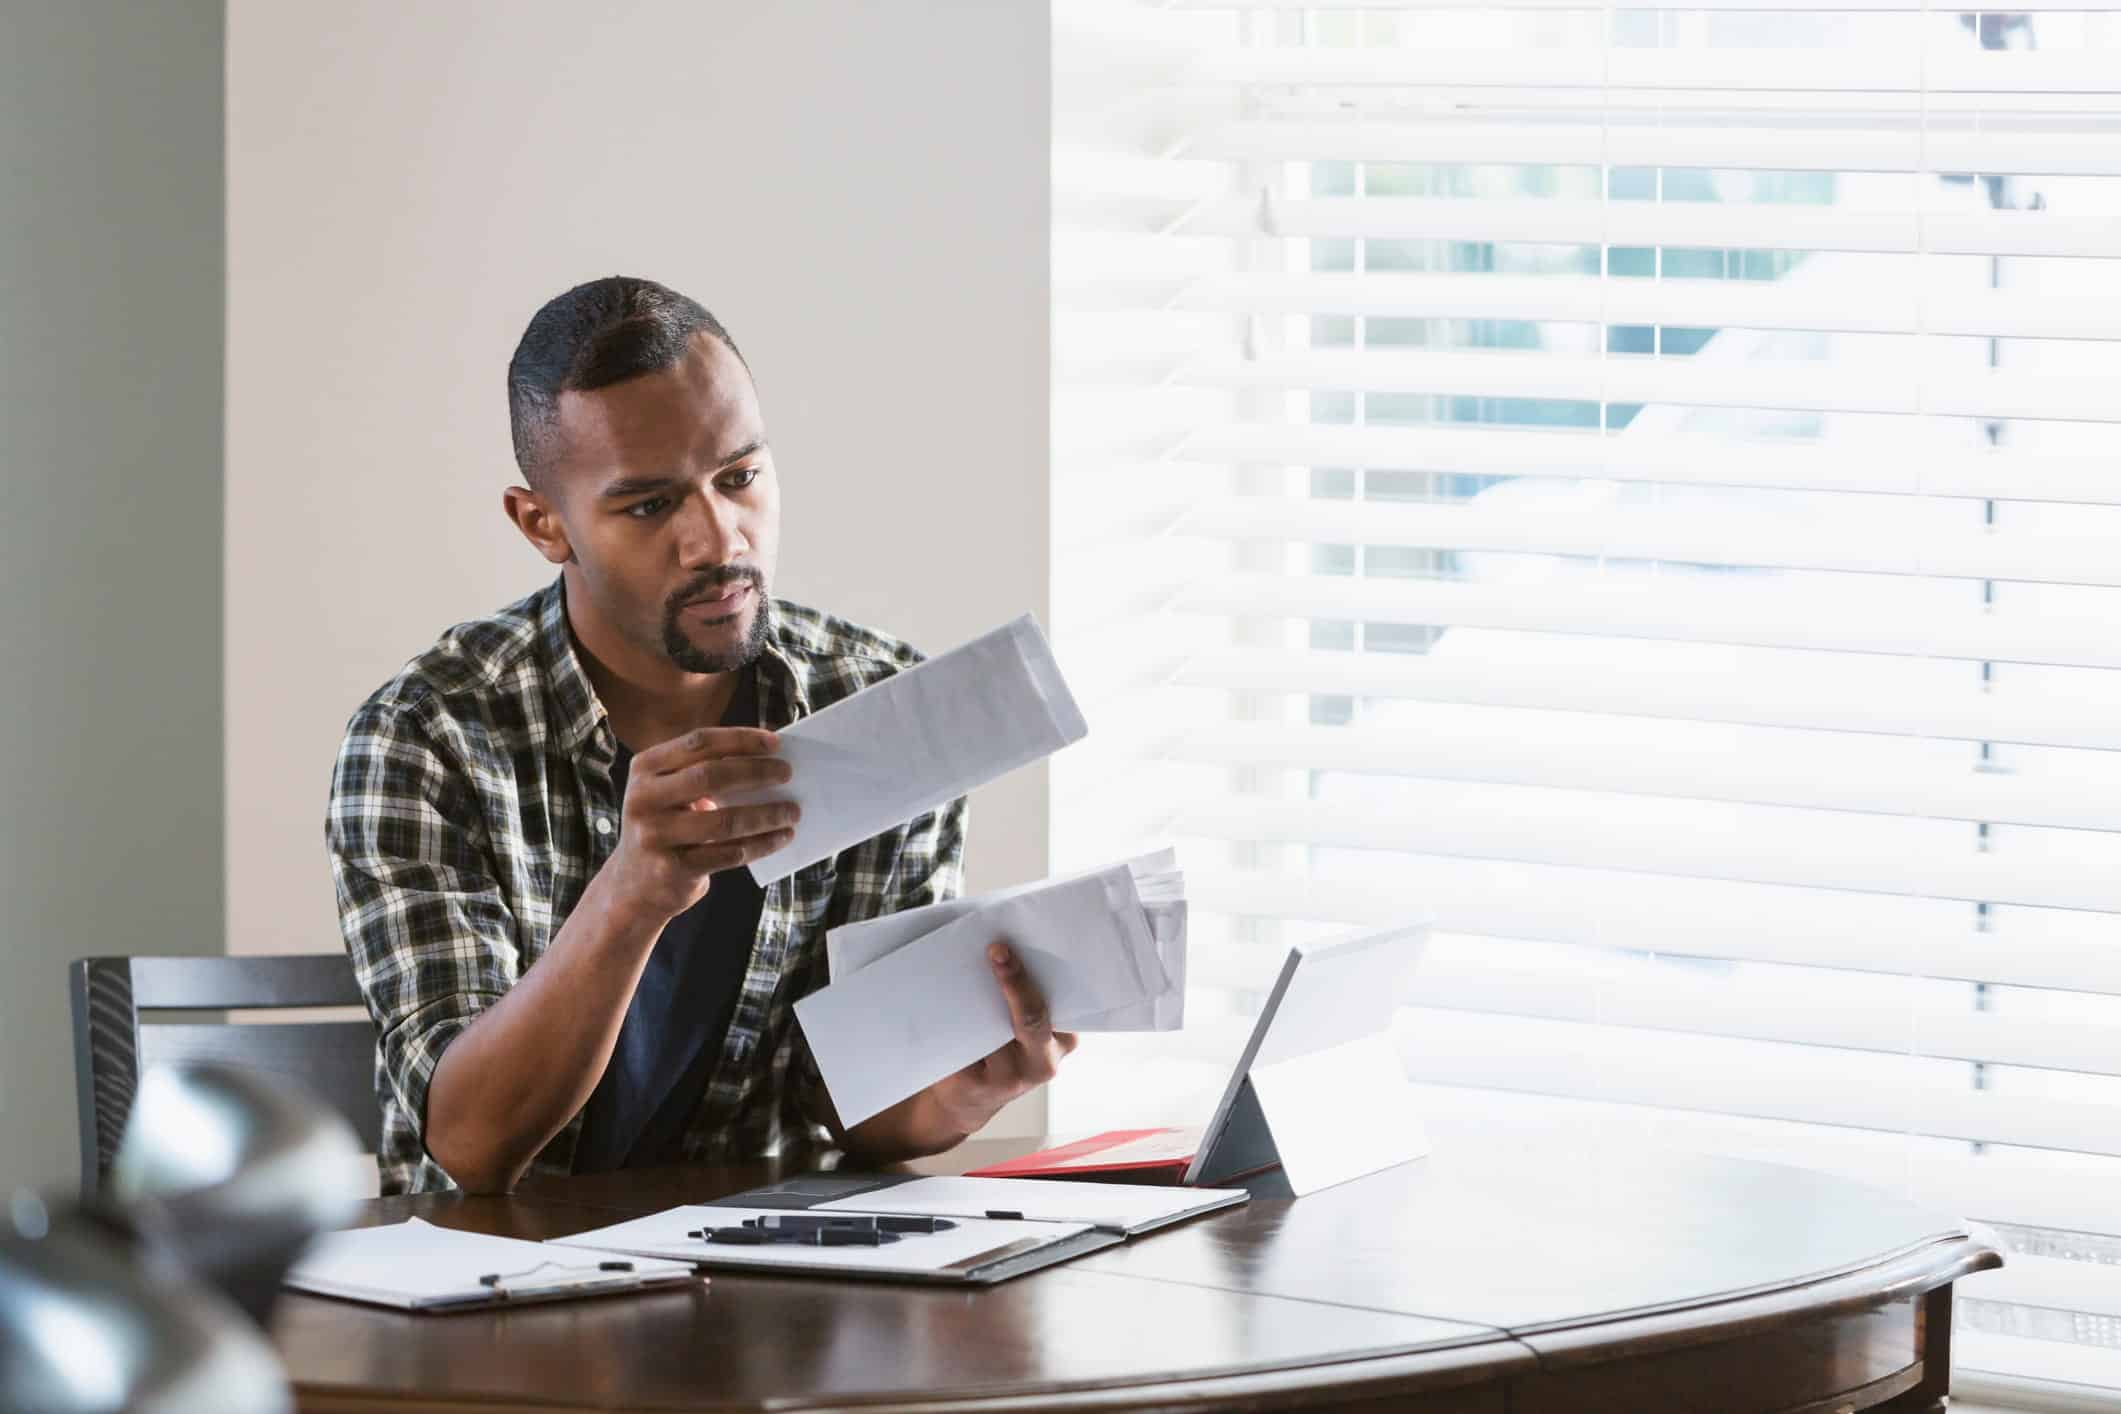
left=227, top=5, right=1051, bottom=1127
left=0, top=1, right=224, bottom=1196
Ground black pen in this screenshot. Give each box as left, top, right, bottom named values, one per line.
left=743, top=1213, right=958, bottom=1236
left=743, top=1213, right=878, bottom=1234
left=697, top=1225, right=898, bottom=1247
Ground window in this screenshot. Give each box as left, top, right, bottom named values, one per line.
left=1052, top=0, right=2121, bottom=1398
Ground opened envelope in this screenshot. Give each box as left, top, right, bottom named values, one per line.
left=829, top=849, right=1187, bottom=1032
left=723, top=614, right=1086, bottom=886
left=797, top=852, right=1188, bottom=1128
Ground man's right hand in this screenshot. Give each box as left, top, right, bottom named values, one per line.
left=605, top=726, right=797, bottom=922
left=424, top=725, right=795, bottom=1193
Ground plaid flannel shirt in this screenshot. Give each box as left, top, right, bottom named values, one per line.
left=327, top=577, right=966, bottom=1195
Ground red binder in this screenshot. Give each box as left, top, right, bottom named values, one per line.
left=964, top=1128, right=1205, bottom=1185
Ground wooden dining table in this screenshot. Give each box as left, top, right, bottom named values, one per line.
left=272, top=1129, right=1999, bottom=1411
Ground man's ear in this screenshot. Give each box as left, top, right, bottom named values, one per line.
left=503, top=484, right=575, bottom=566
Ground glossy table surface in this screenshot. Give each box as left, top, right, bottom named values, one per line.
left=272, top=1128, right=1999, bottom=1412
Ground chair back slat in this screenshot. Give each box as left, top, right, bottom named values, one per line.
left=128, top=954, right=365, bottom=1010
left=70, top=954, right=380, bottom=1199
left=70, top=958, right=141, bottom=1194
left=137, top=1022, right=383, bottom=1154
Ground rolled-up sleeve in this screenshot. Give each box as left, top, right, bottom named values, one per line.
left=326, top=699, right=519, bottom=1152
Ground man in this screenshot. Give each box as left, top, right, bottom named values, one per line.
left=328, top=276, right=1072, bottom=1195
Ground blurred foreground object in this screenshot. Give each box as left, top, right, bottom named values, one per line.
left=0, top=1193, right=288, bottom=1414
left=110, top=1063, right=364, bottom=1322
left=1, top=1062, right=362, bottom=1412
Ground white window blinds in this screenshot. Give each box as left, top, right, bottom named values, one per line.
left=1050, top=0, right=2121, bottom=1398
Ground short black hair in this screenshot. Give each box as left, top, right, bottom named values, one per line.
left=506, top=276, right=744, bottom=485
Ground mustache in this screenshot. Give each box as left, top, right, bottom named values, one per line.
left=668, top=565, right=764, bottom=612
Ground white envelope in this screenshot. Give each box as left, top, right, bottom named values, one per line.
left=828, top=848, right=1180, bottom=1007
left=729, top=615, right=1087, bottom=886
left=795, top=866, right=1160, bottom=1128
left=1073, top=895, right=1187, bottom=1032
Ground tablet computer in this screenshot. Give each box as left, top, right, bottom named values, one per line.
left=1185, top=921, right=1430, bottom=1194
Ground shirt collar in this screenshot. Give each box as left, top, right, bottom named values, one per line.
left=752, top=601, right=812, bottom=727
left=538, top=574, right=814, bottom=761
left=537, top=577, right=612, bottom=764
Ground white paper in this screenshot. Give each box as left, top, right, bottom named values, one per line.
left=828, top=848, right=1175, bottom=977
left=796, top=868, right=1160, bottom=1127
left=549, top=1205, right=1094, bottom=1277
left=826, top=894, right=983, bottom=980
left=827, top=849, right=1184, bottom=1032
left=814, top=1175, right=1246, bottom=1236
left=1069, top=894, right=1187, bottom=1032
left=731, top=615, right=1086, bottom=885
left=284, top=1218, right=689, bottom=1309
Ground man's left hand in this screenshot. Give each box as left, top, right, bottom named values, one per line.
left=838, top=940, right=1078, bottom=1162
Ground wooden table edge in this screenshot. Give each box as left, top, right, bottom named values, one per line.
left=291, top=1331, right=1539, bottom=1414
left=1515, top=1231, right=2000, bottom=1365
left=299, top=1152, right=2004, bottom=1413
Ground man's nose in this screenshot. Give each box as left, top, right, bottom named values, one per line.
left=675, top=488, right=750, bottom=568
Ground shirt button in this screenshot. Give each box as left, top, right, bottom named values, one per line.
left=595, top=817, right=614, bottom=837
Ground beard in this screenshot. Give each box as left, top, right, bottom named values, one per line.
left=661, top=565, right=769, bottom=674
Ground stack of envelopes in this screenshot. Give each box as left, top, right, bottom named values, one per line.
left=796, top=849, right=1186, bottom=1128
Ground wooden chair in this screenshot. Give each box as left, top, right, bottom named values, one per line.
left=70, top=954, right=382, bottom=1200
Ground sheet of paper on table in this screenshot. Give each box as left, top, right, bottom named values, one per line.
left=548, top=1205, right=1108, bottom=1284
left=284, top=1219, right=695, bottom=1311
left=806, top=1174, right=1246, bottom=1238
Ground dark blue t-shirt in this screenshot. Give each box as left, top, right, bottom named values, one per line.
left=574, top=674, right=766, bottom=1172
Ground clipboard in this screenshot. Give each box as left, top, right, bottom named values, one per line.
left=549, top=1205, right=1121, bottom=1286
left=284, top=1218, right=700, bottom=1312
left=721, top=1172, right=1248, bottom=1237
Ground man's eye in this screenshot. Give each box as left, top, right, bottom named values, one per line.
left=625, top=496, right=671, bottom=519
left=723, top=466, right=760, bottom=490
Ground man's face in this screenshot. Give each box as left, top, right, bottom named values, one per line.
left=536, top=333, right=779, bottom=676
